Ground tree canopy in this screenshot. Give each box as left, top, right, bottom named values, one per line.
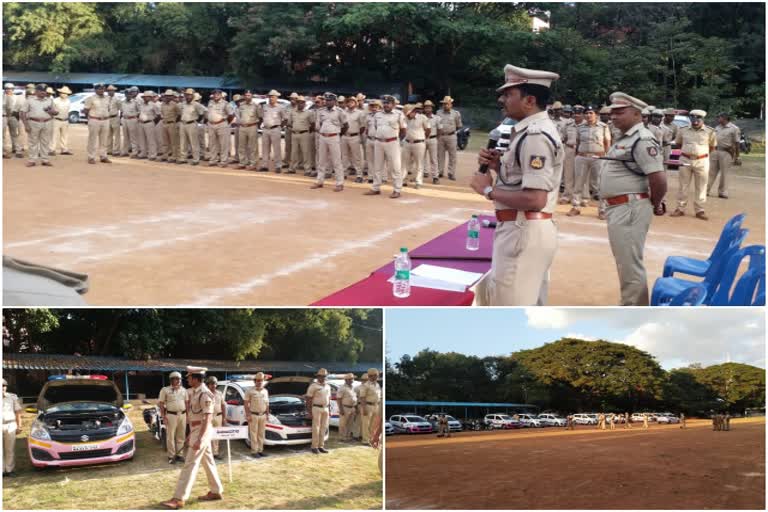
left=2, top=2, right=764, bottom=115
left=2, top=308, right=382, bottom=363
left=387, top=339, right=765, bottom=415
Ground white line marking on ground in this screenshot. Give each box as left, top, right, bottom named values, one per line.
left=188, top=209, right=473, bottom=305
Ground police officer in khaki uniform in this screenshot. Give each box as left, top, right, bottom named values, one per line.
left=363, top=100, right=381, bottom=183
left=311, top=93, right=348, bottom=191
left=662, top=108, right=678, bottom=169
left=159, top=90, right=181, bottom=162
left=6, top=83, right=26, bottom=158
left=2, top=86, right=12, bottom=159
left=559, top=105, right=581, bottom=205
left=472, top=65, right=563, bottom=306
left=422, top=100, right=441, bottom=184
left=355, top=93, right=369, bottom=173
left=120, top=87, right=141, bottom=157
left=283, top=92, right=298, bottom=168
left=50, top=86, right=73, bottom=155
left=259, top=90, right=286, bottom=172
left=289, top=96, right=315, bottom=174
left=708, top=113, right=740, bottom=199
left=206, top=376, right=224, bottom=460
left=161, top=367, right=223, bottom=509
left=597, top=413, right=606, bottom=430
left=647, top=109, right=666, bottom=143
left=671, top=109, right=716, bottom=220
left=158, top=371, right=188, bottom=464
left=351, top=373, right=366, bottom=439
left=137, top=91, right=161, bottom=160
left=105, top=85, right=122, bottom=156
left=358, top=368, right=382, bottom=444
left=244, top=372, right=269, bottom=458
left=235, top=90, right=262, bottom=170
left=21, top=84, right=57, bottom=167
left=83, top=83, right=114, bottom=163
left=178, top=88, right=206, bottom=165
left=402, top=104, right=430, bottom=188
left=335, top=373, right=358, bottom=442
left=436, top=96, right=462, bottom=180
left=365, top=95, right=406, bottom=198
left=600, top=92, right=667, bottom=306
left=305, top=368, right=332, bottom=454
left=568, top=105, right=610, bottom=217
left=2, top=378, right=22, bottom=477
left=342, top=96, right=365, bottom=181
left=309, top=94, right=325, bottom=175
left=206, top=89, right=235, bottom=167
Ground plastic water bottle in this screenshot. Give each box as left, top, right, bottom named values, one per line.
left=466, top=215, right=480, bottom=251
left=393, top=247, right=411, bottom=298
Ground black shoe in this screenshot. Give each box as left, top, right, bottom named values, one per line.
left=175, top=456, right=184, bottom=463
left=259, top=452, right=267, bottom=457
left=311, top=448, right=319, bottom=454
left=5, top=472, right=15, bottom=478
left=433, top=178, right=439, bottom=184
left=354, top=177, right=363, bottom=183
left=318, top=448, right=329, bottom=454
left=251, top=453, right=261, bottom=459
left=448, top=174, right=456, bottom=181
left=258, top=167, right=268, bottom=172
left=168, top=458, right=176, bottom=464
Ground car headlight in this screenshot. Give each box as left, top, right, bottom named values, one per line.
left=116, top=417, right=134, bottom=436
left=30, top=419, right=51, bottom=441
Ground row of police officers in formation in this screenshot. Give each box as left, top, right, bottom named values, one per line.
left=3, top=82, right=464, bottom=199
left=470, top=64, right=742, bottom=308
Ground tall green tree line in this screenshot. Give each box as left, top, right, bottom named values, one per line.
left=2, top=308, right=382, bottom=363
left=387, top=339, right=766, bottom=415
left=2, top=2, right=764, bottom=115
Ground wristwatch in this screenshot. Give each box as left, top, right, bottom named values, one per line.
left=483, top=186, right=494, bottom=200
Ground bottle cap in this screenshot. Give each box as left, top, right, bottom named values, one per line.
left=472, top=214, right=478, bottom=218
left=400, top=247, right=408, bottom=252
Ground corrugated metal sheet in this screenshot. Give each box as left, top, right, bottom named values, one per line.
left=386, top=401, right=530, bottom=407
left=2, top=353, right=380, bottom=374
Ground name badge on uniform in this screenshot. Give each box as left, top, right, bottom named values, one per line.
left=647, top=146, right=659, bottom=157
left=530, top=155, right=546, bottom=170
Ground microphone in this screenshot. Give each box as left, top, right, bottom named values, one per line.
left=478, top=128, right=501, bottom=174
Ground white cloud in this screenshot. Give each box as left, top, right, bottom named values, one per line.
left=565, top=333, right=598, bottom=341
left=524, top=308, right=571, bottom=328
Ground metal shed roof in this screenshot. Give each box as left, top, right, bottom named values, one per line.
left=1, top=71, right=241, bottom=90
left=2, top=353, right=381, bottom=374
left=386, top=401, right=531, bottom=407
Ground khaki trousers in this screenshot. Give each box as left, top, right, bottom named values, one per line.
left=51, top=119, right=70, bottom=152
left=231, top=127, right=239, bottom=163
left=261, top=127, right=282, bottom=169
left=238, top=125, right=259, bottom=166
left=476, top=218, right=558, bottom=306
left=172, top=427, right=223, bottom=502
left=351, top=405, right=362, bottom=438
left=179, top=123, right=201, bottom=163
left=87, top=119, right=110, bottom=160
left=424, top=137, right=438, bottom=178
left=606, top=197, right=652, bottom=306
left=155, top=123, right=164, bottom=156
left=3, top=423, right=17, bottom=473
left=8, top=115, right=23, bottom=153
left=284, top=128, right=292, bottom=167
left=373, top=139, right=403, bottom=192
left=341, top=135, right=363, bottom=176
left=2, top=116, right=10, bottom=155
left=339, top=407, right=355, bottom=439
left=290, top=131, right=312, bottom=171
left=317, top=134, right=344, bottom=185
left=197, top=124, right=207, bottom=157
left=312, top=132, right=319, bottom=170
left=562, top=147, right=576, bottom=200
left=165, top=412, right=187, bottom=459
left=360, top=133, right=368, bottom=171
left=403, top=141, right=426, bottom=185
left=108, top=116, right=121, bottom=154
left=311, top=407, right=329, bottom=449
left=708, top=149, right=733, bottom=197
left=138, top=121, right=157, bottom=158
left=211, top=414, right=222, bottom=456
left=27, top=119, right=52, bottom=162
left=676, top=158, right=709, bottom=213
left=122, top=118, right=139, bottom=155
left=161, top=122, right=180, bottom=161
left=437, top=133, right=457, bottom=177
left=572, top=156, right=598, bottom=206
left=208, top=123, right=230, bottom=165
left=248, top=413, right=266, bottom=454
left=365, top=138, right=377, bottom=177
left=361, top=404, right=376, bottom=443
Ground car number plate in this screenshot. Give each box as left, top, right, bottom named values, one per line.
left=294, top=427, right=311, bottom=434
left=72, top=443, right=99, bottom=451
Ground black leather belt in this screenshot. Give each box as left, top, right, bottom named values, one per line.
left=428, top=135, right=437, bottom=139
left=141, top=120, right=154, bottom=124
left=365, top=401, right=377, bottom=405
left=407, top=139, right=425, bottom=144
left=166, top=410, right=186, bottom=415
left=345, top=132, right=359, bottom=136
left=215, top=412, right=223, bottom=416
left=183, top=120, right=196, bottom=124
left=441, top=131, right=455, bottom=136
left=265, top=124, right=281, bottom=129
left=251, top=411, right=267, bottom=416
left=313, top=404, right=327, bottom=408
left=293, top=130, right=309, bottom=134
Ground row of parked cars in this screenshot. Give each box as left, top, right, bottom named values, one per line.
left=387, top=411, right=682, bottom=434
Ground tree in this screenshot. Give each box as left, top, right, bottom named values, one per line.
left=2, top=309, right=60, bottom=352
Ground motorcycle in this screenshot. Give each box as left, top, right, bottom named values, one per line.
left=457, top=126, right=471, bottom=150
left=740, top=132, right=752, bottom=154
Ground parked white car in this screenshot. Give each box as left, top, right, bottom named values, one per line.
left=572, top=413, right=597, bottom=425
left=517, top=413, right=543, bottom=428
left=537, top=413, right=567, bottom=427
left=389, top=414, right=433, bottom=434
left=656, top=414, right=680, bottom=424
left=483, top=414, right=520, bottom=429
left=385, top=422, right=394, bottom=435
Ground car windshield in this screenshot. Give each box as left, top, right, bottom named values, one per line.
left=405, top=416, right=425, bottom=422
left=498, top=415, right=513, bottom=420
left=47, top=402, right=118, bottom=413
left=445, top=416, right=457, bottom=421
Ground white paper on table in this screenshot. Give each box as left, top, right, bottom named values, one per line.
left=387, top=274, right=468, bottom=292
left=412, top=264, right=483, bottom=286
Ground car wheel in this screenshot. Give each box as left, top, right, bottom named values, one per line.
left=68, top=112, right=79, bottom=124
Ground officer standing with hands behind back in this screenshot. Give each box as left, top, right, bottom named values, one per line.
left=305, top=368, right=332, bottom=454
left=471, top=64, right=563, bottom=306
left=158, top=371, right=188, bottom=464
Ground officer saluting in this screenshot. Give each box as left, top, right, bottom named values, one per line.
left=305, top=368, right=332, bottom=454
left=471, top=64, right=563, bottom=306
left=600, top=92, right=667, bottom=306
left=161, top=366, right=223, bottom=509
left=158, top=371, right=188, bottom=464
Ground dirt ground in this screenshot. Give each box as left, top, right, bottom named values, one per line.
left=3, top=125, right=765, bottom=305
left=385, top=418, right=765, bottom=510
left=3, top=402, right=382, bottom=510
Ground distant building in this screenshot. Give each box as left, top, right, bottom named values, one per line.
left=530, top=10, right=551, bottom=33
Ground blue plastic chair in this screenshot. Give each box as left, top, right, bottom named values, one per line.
left=651, top=228, right=749, bottom=305
left=662, top=213, right=745, bottom=278
left=709, top=245, right=766, bottom=306
left=667, top=283, right=708, bottom=306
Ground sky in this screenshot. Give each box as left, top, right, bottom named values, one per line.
left=385, top=308, right=765, bottom=370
